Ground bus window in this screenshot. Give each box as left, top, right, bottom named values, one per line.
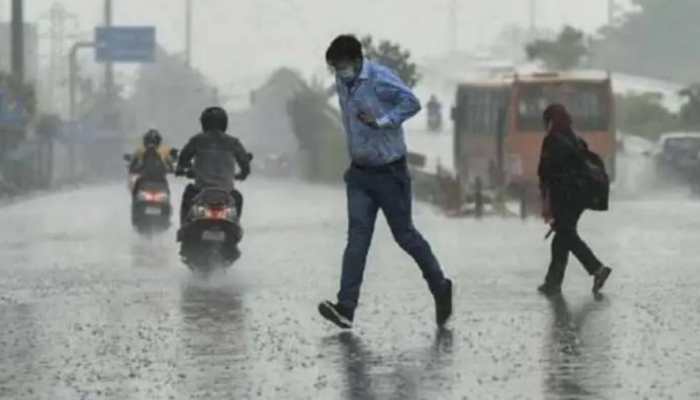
left=517, top=83, right=609, bottom=132
left=458, top=87, right=510, bottom=136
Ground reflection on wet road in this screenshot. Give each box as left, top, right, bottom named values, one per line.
left=324, top=328, right=454, bottom=400
left=543, top=294, right=612, bottom=400
left=0, top=181, right=699, bottom=399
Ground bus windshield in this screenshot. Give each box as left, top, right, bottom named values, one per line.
left=517, top=82, right=610, bottom=132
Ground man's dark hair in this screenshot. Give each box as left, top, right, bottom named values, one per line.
left=325, top=35, right=363, bottom=65
left=200, top=106, right=228, bottom=132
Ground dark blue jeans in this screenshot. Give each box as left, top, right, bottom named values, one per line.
left=337, top=161, right=448, bottom=314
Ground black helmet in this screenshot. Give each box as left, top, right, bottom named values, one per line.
left=200, top=106, right=228, bottom=132
left=143, top=129, right=162, bottom=147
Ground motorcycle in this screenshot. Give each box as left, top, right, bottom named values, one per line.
left=176, top=169, right=245, bottom=273
left=123, top=153, right=175, bottom=234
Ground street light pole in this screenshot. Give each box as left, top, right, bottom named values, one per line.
left=11, top=0, right=24, bottom=83
left=529, top=0, right=537, bottom=36
left=185, top=0, right=192, bottom=66
left=104, top=0, right=114, bottom=97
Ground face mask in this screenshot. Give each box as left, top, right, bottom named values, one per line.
left=336, top=66, right=356, bottom=82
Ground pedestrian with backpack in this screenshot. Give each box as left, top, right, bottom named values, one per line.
left=537, top=103, right=612, bottom=296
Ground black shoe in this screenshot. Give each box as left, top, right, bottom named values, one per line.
left=537, top=283, right=562, bottom=296
left=435, top=279, right=453, bottom=326
left=318, top=301, right=353, bottom=329
left=592, top=266, right=612, bottom=294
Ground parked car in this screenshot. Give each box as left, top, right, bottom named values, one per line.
left=654, top=132, right=700, bottom=190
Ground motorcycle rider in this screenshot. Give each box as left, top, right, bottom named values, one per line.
left=426, top=94, right=443, bottom=132
left=176, top=107, right=251, bottom=227
left=128, top=129, right=176, bottom=191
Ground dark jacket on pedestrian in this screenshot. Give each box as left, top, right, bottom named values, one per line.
left=537, top=104, right=589, bottom=209
left=177, top=130, right=250, bottom=192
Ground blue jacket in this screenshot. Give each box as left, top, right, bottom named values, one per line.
left=336, top=61, right=421, bottom=166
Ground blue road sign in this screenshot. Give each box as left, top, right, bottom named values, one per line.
left=95, top=26, right=156, bottom=63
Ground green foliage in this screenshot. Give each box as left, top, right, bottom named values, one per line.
left=0, top=71, right=37, bottom=119
left=123, top=47, right=219, bottom=144
left=0, top=73, right=36, bottom=162
left=679, top=84, right=700, bottom=128
left=592, top=0, right=700, bottom=83
left=615, top=92, right=679, bottom=139
left=287, top=87, right=347, bottom=182
left=361, top=36, right=420, bottom=88
left=525, top=26, right=589, bottom=71
left=616, top=84, right=700, bottom=139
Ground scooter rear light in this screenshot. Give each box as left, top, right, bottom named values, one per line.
left=138, top=191, right=168, bottom=202
left=151, top=192, right=169, bottom=202
left=205, top=207, right=234, bottom=220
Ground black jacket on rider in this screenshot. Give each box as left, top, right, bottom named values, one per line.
left=177, top=130, right=251, bottom=192
left=177, top=129, right=250, bottom=224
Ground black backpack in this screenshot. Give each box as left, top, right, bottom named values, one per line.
left=560, top=134, right=610, bottom=211
left=580, top=148, right=610, bottom=211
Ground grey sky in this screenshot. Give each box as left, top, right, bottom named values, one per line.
left=5, top=0, right=632, bottom=87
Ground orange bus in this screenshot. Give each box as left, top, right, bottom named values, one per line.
left=451, top=72, right=616, bottom=214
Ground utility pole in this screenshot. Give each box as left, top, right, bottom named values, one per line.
left=185, top=0, right=192, bottom=66
left=448, top=0, right=457, bottom=54
left=43, top=3, right=78, bottom=115
left=69, top=42, right=96, bottom=120
left=67, top=41, right=94, bottom=183
left=47, top=4, right=64, bottom=113
left=529, top=0, right=536, bottom=37
left=104, top=0, right=114, bottom=98
left=608, top=0, right=615, bottom=25
left=11, top=0, right=24, bottom=83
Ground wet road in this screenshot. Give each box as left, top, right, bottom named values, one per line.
left=1, top=179, right=699, bottom=399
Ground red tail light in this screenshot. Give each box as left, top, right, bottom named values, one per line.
left=205, top=207, right=233, bottom=220
left=139, top=191, right=168, bottom=202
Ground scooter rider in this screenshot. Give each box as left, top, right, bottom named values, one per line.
left=128, top=129, right=176, bottom=191
left=176, top=107, right=251, bottom=227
